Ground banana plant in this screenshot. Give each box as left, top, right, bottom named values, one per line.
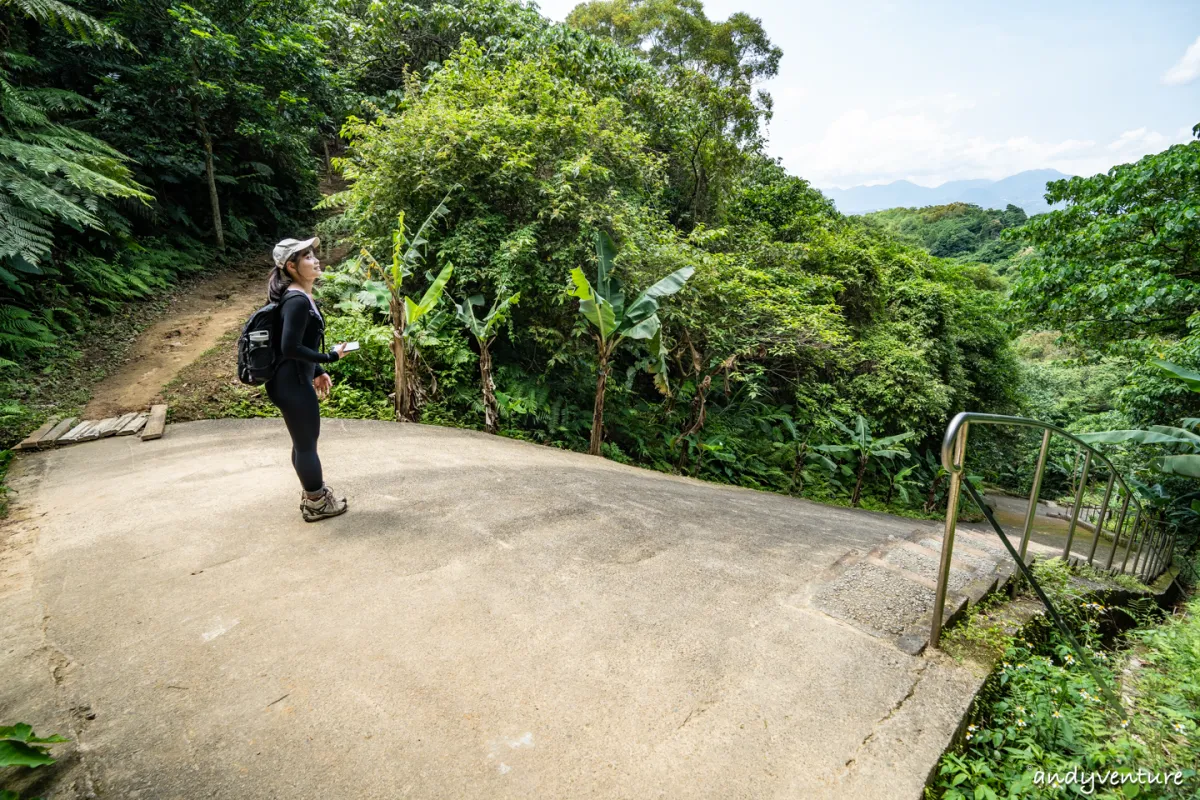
left=358, top=190, right=454, bottom=420
left=919, top=449, right=950, bottom=512
left=1075, top=359, right=1200, bottom=478
left=816, top=415, right=915, bottom=506
left=883, top=462, right=920, bottom=506
left=772, top=414, right=836, bottom=494
left=454, top=290, right=520, bottom=434
left=568, top=231, right=694, bottom=456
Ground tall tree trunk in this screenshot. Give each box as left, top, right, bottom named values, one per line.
left=322, top=138, right=332, bottom=177
left=851, top=455, right=868, bottom=506
left=480, top=339, right=498, bottom=434
left=390, top=293, right=411, bottom=420
left=188, top=61, right=224, bottom=251
left=589, top=343, right=610, bottom=456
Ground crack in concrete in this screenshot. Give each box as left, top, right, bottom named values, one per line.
left=839, top=659, right=930, bottom=776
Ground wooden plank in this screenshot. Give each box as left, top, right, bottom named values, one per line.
left=109, top=412, right=137, bottom=434
left=140, top=404, right=167, bottom=441
left=93, top=416, right=124, bottom=438
left=59, top=419, right=99, bottom=444
left=116, top=413, right=147, bottom=436
left=77, top=420, right=104, bottom=442
left=14, top=418, right=58, bottom=451
left=39, top=417, right=77, bottom=448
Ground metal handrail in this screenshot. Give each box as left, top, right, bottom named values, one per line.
left=931, top=411, right=1177, bottom=648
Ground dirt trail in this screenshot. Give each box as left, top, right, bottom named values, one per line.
left=83, top=260, right=268, bottom=419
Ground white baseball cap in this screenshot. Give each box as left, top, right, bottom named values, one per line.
left=272, top=236, right=320, bottom=270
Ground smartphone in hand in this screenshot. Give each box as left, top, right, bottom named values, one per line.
left=337, top=341, right=360, bottom=354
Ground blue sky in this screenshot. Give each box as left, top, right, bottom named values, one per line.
left=531, top=0, right=1200, bottom=188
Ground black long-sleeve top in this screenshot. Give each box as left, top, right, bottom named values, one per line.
left=277, top=290, right=339, bottom=379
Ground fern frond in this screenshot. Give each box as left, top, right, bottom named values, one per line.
left=1, top=0, right=133, bottom=49
left=0, top=303, right=55, bottom=356
left=0, top=191, right=55, bottom=264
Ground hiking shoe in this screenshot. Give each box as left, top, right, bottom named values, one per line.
left=301, top=486, right=348, bottom=522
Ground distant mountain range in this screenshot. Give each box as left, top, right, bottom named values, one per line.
left=822, top=169, right=1073, bottom=215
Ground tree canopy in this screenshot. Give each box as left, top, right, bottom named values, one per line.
left=1010, top=133, right=1200, bottom=349
left=864, top=202, right=1028, bottom=274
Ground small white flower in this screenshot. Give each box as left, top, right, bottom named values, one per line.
left=1173, top=722, right=1186, bottom=734
left=1120, top=719, right=1130, bottom=729
left=1052, top=710, right=1061, bottom=719
left=967, top=724, right=977, bottom=732
left=1016, top=719, right=1027, bottom=728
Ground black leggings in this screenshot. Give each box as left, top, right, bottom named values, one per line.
left=266, top=362, right=323, bottom=493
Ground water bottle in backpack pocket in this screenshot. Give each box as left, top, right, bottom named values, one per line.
left=236, top=302, right=283, bottom=385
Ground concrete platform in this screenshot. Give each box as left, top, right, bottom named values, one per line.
left=1, top=419, right=986, bottom=799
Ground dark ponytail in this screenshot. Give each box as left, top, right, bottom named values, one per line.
left=267, top=263, right=292, bottom=304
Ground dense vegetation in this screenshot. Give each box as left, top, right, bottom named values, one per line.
left=2, top=0, right=1197, bottom=527
left=935, top=560, right=1199, bottom=800
left=864, top=202, right=1029, bottom=275
left=1, top=0, right=1023, bottom=516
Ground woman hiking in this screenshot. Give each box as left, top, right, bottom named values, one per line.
left=267, top=237, right=351, bottom=522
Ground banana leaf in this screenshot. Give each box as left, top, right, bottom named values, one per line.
left=593, top=232, right=625, bottom=319
left=1158, top=454, right=1200, bottom=478
left=645, top=324, right=670, bottom=394
left=621, top=312, right=661, bottom=341
left=403, top=262, right=453, bottom=334
left=568, top=268, right=617, bottom=342
left=1149, top=425, right=1200, bottom=445
left=1075, top=429, right=1198, bottom=446
left=453, top=294, right=484, bottom=338
left=622, top=265, right=695, bottom=329
left=1152, top=358, right=1200, bottom=392
left=874, top=431, right=916, bottom=448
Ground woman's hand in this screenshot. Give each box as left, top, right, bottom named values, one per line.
left=314, top=373, right=333, bottom=400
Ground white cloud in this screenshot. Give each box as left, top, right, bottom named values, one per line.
left=1163, top=35, right=1200, bottom=85
left=1107, top=128, right=1168, bottom=152
left=781, top=105, right=1192, bottom=189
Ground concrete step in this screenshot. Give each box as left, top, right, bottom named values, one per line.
left=810, top=526, right=1040, bottom=657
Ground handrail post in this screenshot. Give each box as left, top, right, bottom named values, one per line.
left=1019, top=429, right=1051, bottom=560
left=1104, top=490, right=1131, bottom=571
left=931, top=423, right=968, bottom=649
left=1145, top=522, right=1168, bottom=581
left=1132, top=515, right=1153, bottom=575
left=1085, top=473, right=1115, bottom=565
left=1150, top=525, right=1166, bottom=580
left=1162, top=528, right=1175, bottom=577
left=1063, top=450, right=1092, bottom=559
left=1142, top=525, right=1161, bottom=582
left=1139, top=522, right=1159, bottom=581
left=1120, top=511, right=1140, bottom=573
